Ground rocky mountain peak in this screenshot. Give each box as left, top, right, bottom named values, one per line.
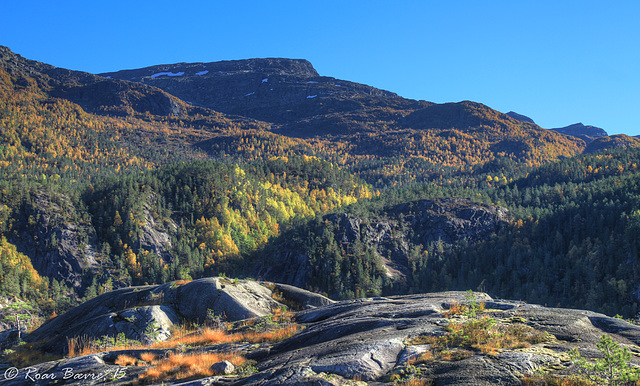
left=100, top=57, right=318, bottom=82
left=0, top=45, right=101, bottom=88
left=0, top=45, right=51, bottom=83
left=101, top=57, right=402, bottom=124
left=506, top=111, right=535, bottom=124
left=551, top=122, right=608, bottom=143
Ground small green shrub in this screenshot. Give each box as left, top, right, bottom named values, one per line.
left=569, top=334, right=640, bottom=385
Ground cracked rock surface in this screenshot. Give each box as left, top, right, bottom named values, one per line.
left=9, top=289, right=640, bottom=385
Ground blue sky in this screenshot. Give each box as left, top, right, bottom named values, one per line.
left=3, top=0, right=639, bottom=135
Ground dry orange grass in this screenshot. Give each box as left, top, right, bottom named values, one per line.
left=149, top=328, right=236, bottom=349
left=243, top=324, right=301, bottom=343
left=140, top=351, right=246, bottom=383
left=443, top=300, right=485, bottom=317
left=439, top=349, right=473, bottom=361
left=415, top=351, right=434, bottom=363
left=149, top=324, right=302, bottom=349
left=445, top=301, right=463, bottom=316
left=67, top=335, right=140, bottom=357
left=406, top=318, right=550, bottom=362
left=68, top=325, right=300, bottom=358
left=139, top=352, right=157, bottom=363
left=66, top=319, right=302, bottom=384
left=115, top=355, right=138, bottom=366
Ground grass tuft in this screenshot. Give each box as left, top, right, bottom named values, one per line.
left=1, top=342, right=60, bottom=368
left=115, top=354, right=138, bottom=366
left=139, top=352, right=157, bottom=363
left=408, top=317, right=552, bottom=359
left=137, top=351, right=246, bottom=383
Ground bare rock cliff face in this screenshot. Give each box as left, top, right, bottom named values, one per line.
left=138, top=200, right=176, bottom=263
left=259, top=198, right=508, bottom=286
left=333, top=198, right=509, bottom=246
left=10, top=191, right=100, bottom=290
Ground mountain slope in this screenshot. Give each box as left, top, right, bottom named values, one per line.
left=551, top=122, right=608, bottom=143
left=397, top=101, right=585, bottom=165
left=103, top=57, right=587, bottom=176
left=100, top=58, right=418, bottom=124
left=255, top=198, right=509, bottom=298
left=506, top=111, right=535, bottom=123
left=584, top=134, right=640, bottom=153
left=0, top=45, right=189, bottom=118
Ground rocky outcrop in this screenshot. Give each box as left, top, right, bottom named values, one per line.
left=139, top=198, right=176, bottom=263
left=175, top=278, right=281, bottom=322
left=260, top=198, right=509, bottom=285
left=10, top=190, right=100, bottom=290
left=390, top=198, right=509, bottom=245
left=25, top=277, right=284, bottom=354
left=211, top=292, right=640, bottom=385
left=10, top=290, right=640, bottom=385
left=272, top=283, right=335, bottom=309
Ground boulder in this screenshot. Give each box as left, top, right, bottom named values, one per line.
left=210, top=360, right=235, bottom=375
left=176, top=278, right=281, bottom=322
left=115, top=305, right=179, bottom=343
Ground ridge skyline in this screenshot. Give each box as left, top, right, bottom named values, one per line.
left=0, top=44, right=621, bottom=138
left=100, top=56, right=612, bottom=135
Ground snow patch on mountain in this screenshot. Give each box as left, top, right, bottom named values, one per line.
left=151, top=72, right=185, bottom=78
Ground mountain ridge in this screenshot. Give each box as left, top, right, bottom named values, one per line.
left=101, top=57, right=320, bottom=81
left=0, top=45, right=588, bottom=173
left=101, top=57, right=410, bottom=125
left=551, top=122, right=608, bottom=143
left=506, top=111, right=535, bottom=124
left=100, top=55, right=586, bottom=170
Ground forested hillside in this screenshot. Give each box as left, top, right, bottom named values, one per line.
left=1, top=44, right=640, bottom=321
left=84, top=156, right=371, bottom=289
left=245, top=148, right=640, bottom=317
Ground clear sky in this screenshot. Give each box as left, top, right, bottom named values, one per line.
left=3, top=0, right=639, bottom=136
